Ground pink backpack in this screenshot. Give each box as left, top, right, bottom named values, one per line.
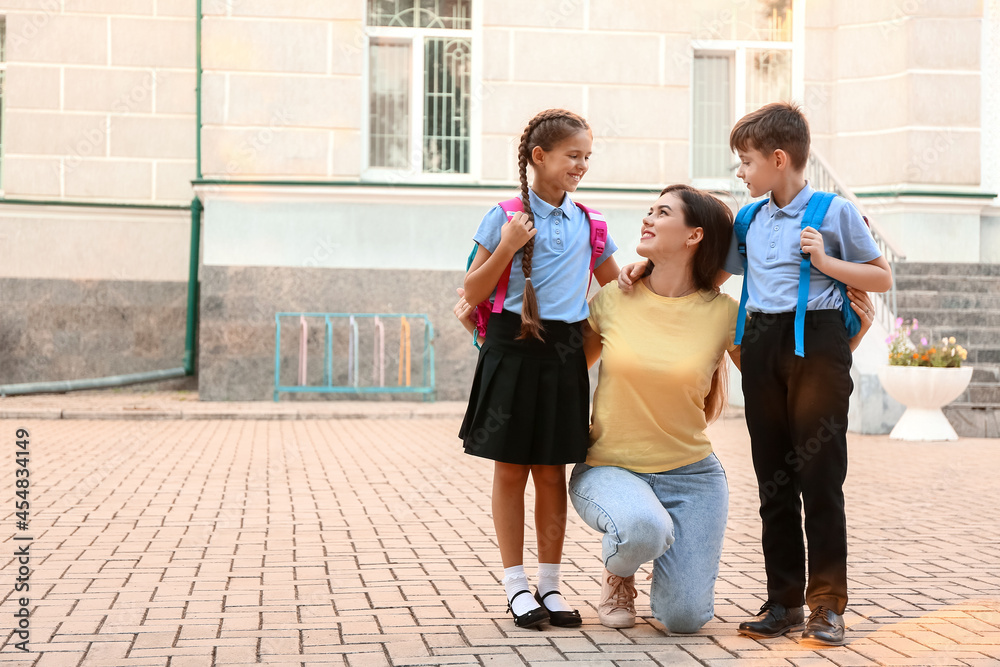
left=466, top=197, right=608, bottom=348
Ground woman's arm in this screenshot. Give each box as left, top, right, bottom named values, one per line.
left=593, top=256, right=621, bottom=287
left=846, top=287, right=875, bottom=352
left=616, top=259, right=648, bottom=292
left=727, top=292, right=873, bottom=363
left=583, top=320, right=603, bottom=368
left=452, top=287, right=483, bottom=346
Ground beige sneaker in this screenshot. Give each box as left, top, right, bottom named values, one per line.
left=598, top=569, right=637, bottom=628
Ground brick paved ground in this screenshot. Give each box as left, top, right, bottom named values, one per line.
left=1, top=397, right=999, bottom=666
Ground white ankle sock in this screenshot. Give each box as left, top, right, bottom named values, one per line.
left=503, top=566, right=540, bottom=616
left=537, top=562, right=573, bottom=613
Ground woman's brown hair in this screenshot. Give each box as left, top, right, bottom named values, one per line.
left=515, top=108, right=590, bottom=341
left=659, top=184, right=734, bottom=293
left=656, top=184, right=735, bottom=422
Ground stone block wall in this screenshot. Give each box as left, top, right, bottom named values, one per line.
left=804, top=3, right=983, bottom=190
left=198, top=266, right=477, bottom=401
left=0, top=278, right=194, bottom=391
left=2, top=4, right=197, bottom=204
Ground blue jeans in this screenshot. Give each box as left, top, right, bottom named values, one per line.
left=569, top=454, right=729, bottom=633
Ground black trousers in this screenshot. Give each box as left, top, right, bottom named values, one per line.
left=741, top=310, right=852, bottom=614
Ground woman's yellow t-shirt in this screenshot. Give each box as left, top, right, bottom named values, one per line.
left=587, top=280, right=739, bottom=473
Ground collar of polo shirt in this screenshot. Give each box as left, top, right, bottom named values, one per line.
left=528, top=189, right=577, bottom=220
left=766, top=181, right=816, bottom=218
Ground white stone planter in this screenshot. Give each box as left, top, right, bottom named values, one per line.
left=877, top=365, right=974, bottom=441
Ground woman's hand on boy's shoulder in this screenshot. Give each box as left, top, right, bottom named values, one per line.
left=617, top=260, right=648, bottom=293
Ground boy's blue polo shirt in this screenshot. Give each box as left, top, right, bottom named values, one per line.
left=473, top=189, right=617, bottom=323
left=723, top=183, right=882, bottom=314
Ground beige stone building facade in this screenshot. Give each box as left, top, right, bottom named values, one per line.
left=1, top=1, right=997, bottom=423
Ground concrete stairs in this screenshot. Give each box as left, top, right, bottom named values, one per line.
left=894, top=262, right=1000, bottom=437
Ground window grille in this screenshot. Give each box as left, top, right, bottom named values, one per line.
left=366, top=0, right=472, bottom=176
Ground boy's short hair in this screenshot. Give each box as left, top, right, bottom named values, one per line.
left=729, top=101, right=810, bottom=171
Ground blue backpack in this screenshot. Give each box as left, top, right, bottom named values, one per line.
left=732, top=191, right=861, bottom=358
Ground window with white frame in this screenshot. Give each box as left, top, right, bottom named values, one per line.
left=691, top=0, right=794, bottom=184
left=365, top=0, right=472, bottom=178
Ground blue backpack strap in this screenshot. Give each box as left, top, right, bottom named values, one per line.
left=839, top=282, right=862, bottom=338
left=466, top=243, right=478, bottom=271
left=795, top=192, right=837, bottom=357
left=732, top=199, right=768, bottom=346
left=466, top=243, right=481, bottom=348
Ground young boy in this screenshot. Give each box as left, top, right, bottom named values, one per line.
left=725, top=102, right=892, bottom=647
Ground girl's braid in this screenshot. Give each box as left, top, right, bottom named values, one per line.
left=515, top=109, right=584, bottom=341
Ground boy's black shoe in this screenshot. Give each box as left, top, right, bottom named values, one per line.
left=800, top=606, right=845, bottom=647
left=738, top=601, right=804, bottom=638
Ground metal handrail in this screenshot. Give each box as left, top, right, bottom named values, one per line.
left=806, top=152, right=907, bottom=259
left=806, top=152, right=905, bottom=332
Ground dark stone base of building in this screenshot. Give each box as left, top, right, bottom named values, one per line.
left=0, top=278, right=195, bottom=392
left=198, top=266, right=477, bottom=402
left=1, top=270, right=482, bottom=402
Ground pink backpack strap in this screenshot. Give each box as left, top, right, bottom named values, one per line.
left=575, top=202, right=608, bottom=287
left=491, top=198, right=608, bottom=310
left=492, top=198, right=524, bottom=314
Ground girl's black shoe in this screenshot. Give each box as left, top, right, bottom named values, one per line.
left=507, top=589, right=548, bottom=628
left=534, top=589, right=582, bottom=628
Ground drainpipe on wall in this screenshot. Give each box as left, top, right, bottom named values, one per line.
left=185, top=0, right=204, bottom=375
left=184, top=196, right=202, bottom=375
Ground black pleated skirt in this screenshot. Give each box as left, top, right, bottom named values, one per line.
left=459, top=310, right=590, bottom=465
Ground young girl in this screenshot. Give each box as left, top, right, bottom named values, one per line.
left=459, top=108, right=620, bottom=628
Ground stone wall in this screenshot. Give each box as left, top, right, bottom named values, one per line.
left=2, top=5, right=196, bottom=204
left=804, top=3, right=983, bottom=189
left=198, top=266, right=478, bottom=401
left=0, top=278, right=194, bottom=391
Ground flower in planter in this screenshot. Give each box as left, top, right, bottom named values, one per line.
left=887, top=318, right=968, bottom=368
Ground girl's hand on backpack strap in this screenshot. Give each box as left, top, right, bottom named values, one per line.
left=800, top=227, right=828, bottom=270
left=499, top=211, right=537, bottom=251
left=617, top=260, right=648, bottom=293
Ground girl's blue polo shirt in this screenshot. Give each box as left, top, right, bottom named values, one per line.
left=473, top=189, right=617, bottom=324
left=723, top=183, right=882, bottom=314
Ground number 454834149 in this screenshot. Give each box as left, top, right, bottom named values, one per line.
left=15, top=429, right=29, bottom=523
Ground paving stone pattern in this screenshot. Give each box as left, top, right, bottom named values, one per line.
left=1, top=411, right=999, bottom=666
